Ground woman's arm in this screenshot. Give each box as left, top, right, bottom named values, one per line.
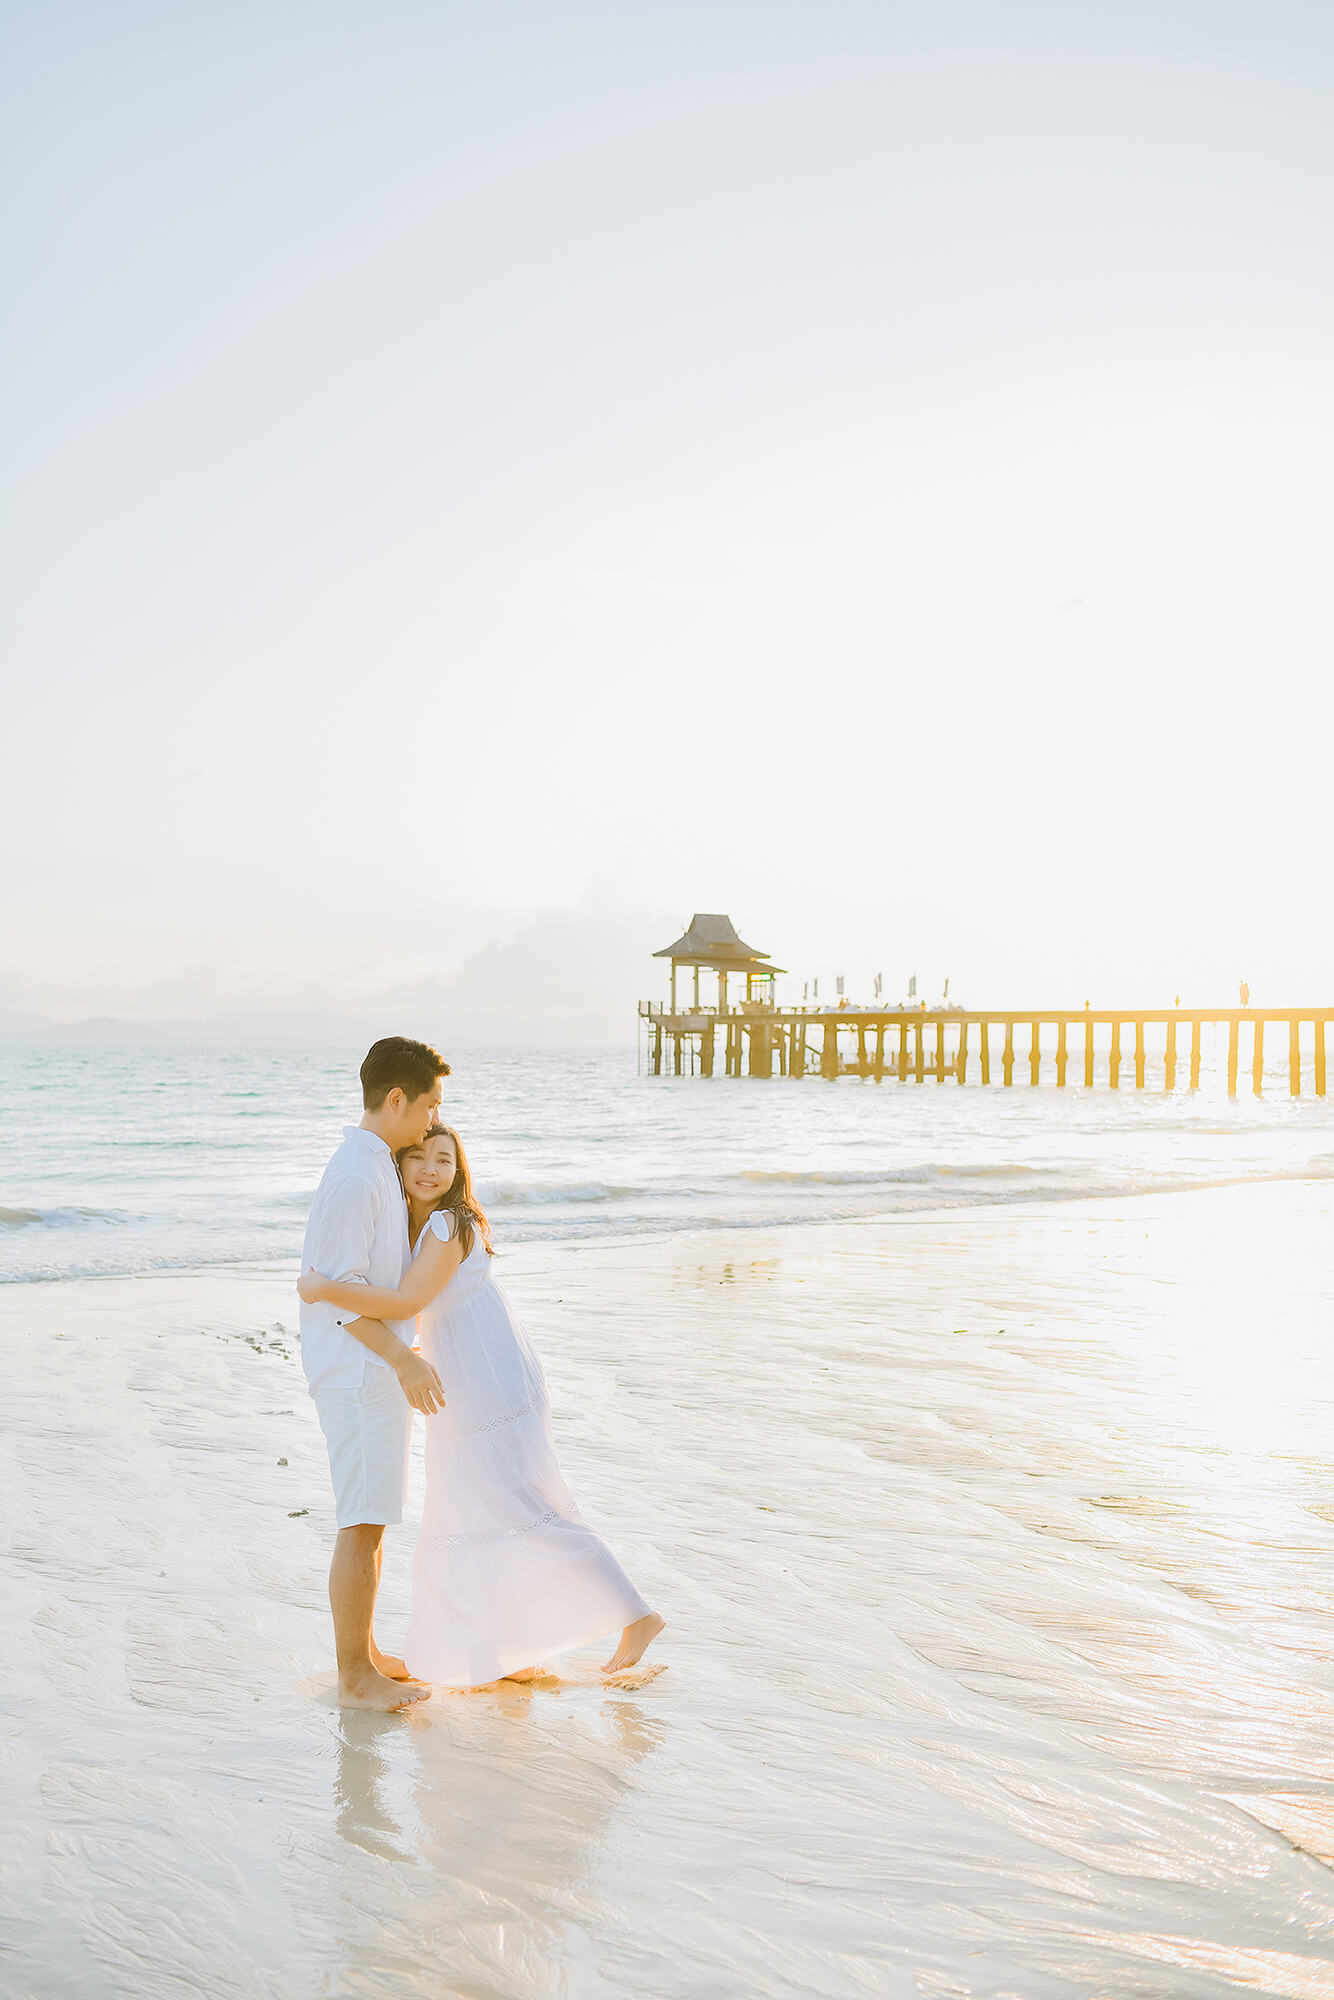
left=298, top=1226, right=464, bottom=1317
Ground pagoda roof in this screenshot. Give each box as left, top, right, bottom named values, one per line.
left=654, top=913, right=786, bottom=975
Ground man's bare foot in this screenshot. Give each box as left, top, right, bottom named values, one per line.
left=603, top=1612, right=665, bottom=1675
left=502, top=1666, right=541, bottom=1682
left=370, top=1647, right=425, bottom=1686
left=338, top=1667, right=430, bottom=1711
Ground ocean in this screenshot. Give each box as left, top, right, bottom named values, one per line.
left=3, top=1036, right=1334, bottom=1282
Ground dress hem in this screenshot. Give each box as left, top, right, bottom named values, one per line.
left=405, top=1596, right=651, bottom=1689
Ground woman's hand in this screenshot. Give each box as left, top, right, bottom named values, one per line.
left=297, top=1267, right=329, bottom=1303
left=393, top=1346, right=447, bottom=1415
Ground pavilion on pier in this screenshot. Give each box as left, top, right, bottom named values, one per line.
left=652, top=913, right=786, bottom=1013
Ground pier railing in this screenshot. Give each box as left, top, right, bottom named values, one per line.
left=637, top=1003, right=1334, bottom=1095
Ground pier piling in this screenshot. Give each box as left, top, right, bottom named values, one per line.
left=643, top=963, right=1333, bottom=1100
left=645, top=916, right=1334, bottom=1095
left=642, top=1004, right=1334, bottom=1094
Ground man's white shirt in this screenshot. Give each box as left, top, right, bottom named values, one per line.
left=299, top=1127, right=411, bottom=1392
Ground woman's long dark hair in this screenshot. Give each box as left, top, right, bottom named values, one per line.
left=402, top=1123, right=494, bottom=1259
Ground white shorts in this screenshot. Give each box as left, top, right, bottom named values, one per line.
left=312, top=1363, right=412, bottom=1529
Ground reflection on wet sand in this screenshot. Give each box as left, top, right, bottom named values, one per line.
left=321, top=1677, right=667, bottom=1999
left=332, top=1712, right=416, bottom=1863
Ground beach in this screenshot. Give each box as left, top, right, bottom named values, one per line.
left=6, top=1177, right=1334, bottom=1998
left=10, top=0, right=1334, bottom=1987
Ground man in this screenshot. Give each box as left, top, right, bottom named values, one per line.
left=301, top=1035, right=450, bottom=1710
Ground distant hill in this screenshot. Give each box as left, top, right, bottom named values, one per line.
left=0, top=1011, right=384, bottom=1046
left=0, top=1009, right=51, bottom=1037
left=0, top=902, right=685, bottom=1047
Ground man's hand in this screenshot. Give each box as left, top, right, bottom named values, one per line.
left=297, top=1266, right=328, bottom=1303
left=393, top=1348, right=446, bottom=1415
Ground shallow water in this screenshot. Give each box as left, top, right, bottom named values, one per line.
left=6, top=1181, right=1334, bottom=1996
left=3, top=1039, right=1334, bottom=1279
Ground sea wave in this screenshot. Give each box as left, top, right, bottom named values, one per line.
left=5, top=1041, right=1334, bottom=1285
left=480, top=1180, right=643, bottom=1206
left=5, top=1161, right=1334, bottom=1283
left=738, top=1167, right=934, bottom=1186
left=0, top=1204, right=128, bottom=1230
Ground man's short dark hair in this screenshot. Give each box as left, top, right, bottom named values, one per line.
left=360, top=1036, right=451, bottom=1110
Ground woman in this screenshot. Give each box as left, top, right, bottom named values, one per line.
left=298, top=1125, right=664, bottom=1688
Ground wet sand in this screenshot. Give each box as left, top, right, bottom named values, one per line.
left=6, top=1181, right=1334, bottom=1997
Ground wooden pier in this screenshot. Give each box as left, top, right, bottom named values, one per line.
left=639, top=1002, right=1333, bottom=1094
left=640, top=917, right=1333, bottom=1095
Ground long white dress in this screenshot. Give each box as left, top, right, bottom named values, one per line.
left=404, top=1210, right=650, bottom=1687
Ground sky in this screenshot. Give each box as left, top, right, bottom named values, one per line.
left=3, top=0, right=1332, bottom=1034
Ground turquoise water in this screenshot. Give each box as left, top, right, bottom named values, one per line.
left=3, top=1039, right=1334, bottom=1281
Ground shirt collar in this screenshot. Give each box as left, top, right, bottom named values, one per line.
left=343, top=1125, right=392, bottom=1157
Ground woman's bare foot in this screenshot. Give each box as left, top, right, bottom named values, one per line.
left=502, top=1666, right=541, bottom=1682
left=370, top=1646, right=424, bottom=1686
left=339, top=1667, right=430, bottom=1711
left=603, top=1612, right=665, bottom=1675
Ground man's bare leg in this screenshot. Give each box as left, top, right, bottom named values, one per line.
left=365, top=1539, right=424, bottom=1684
left=331, top=1524, right=428, bottom=1709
